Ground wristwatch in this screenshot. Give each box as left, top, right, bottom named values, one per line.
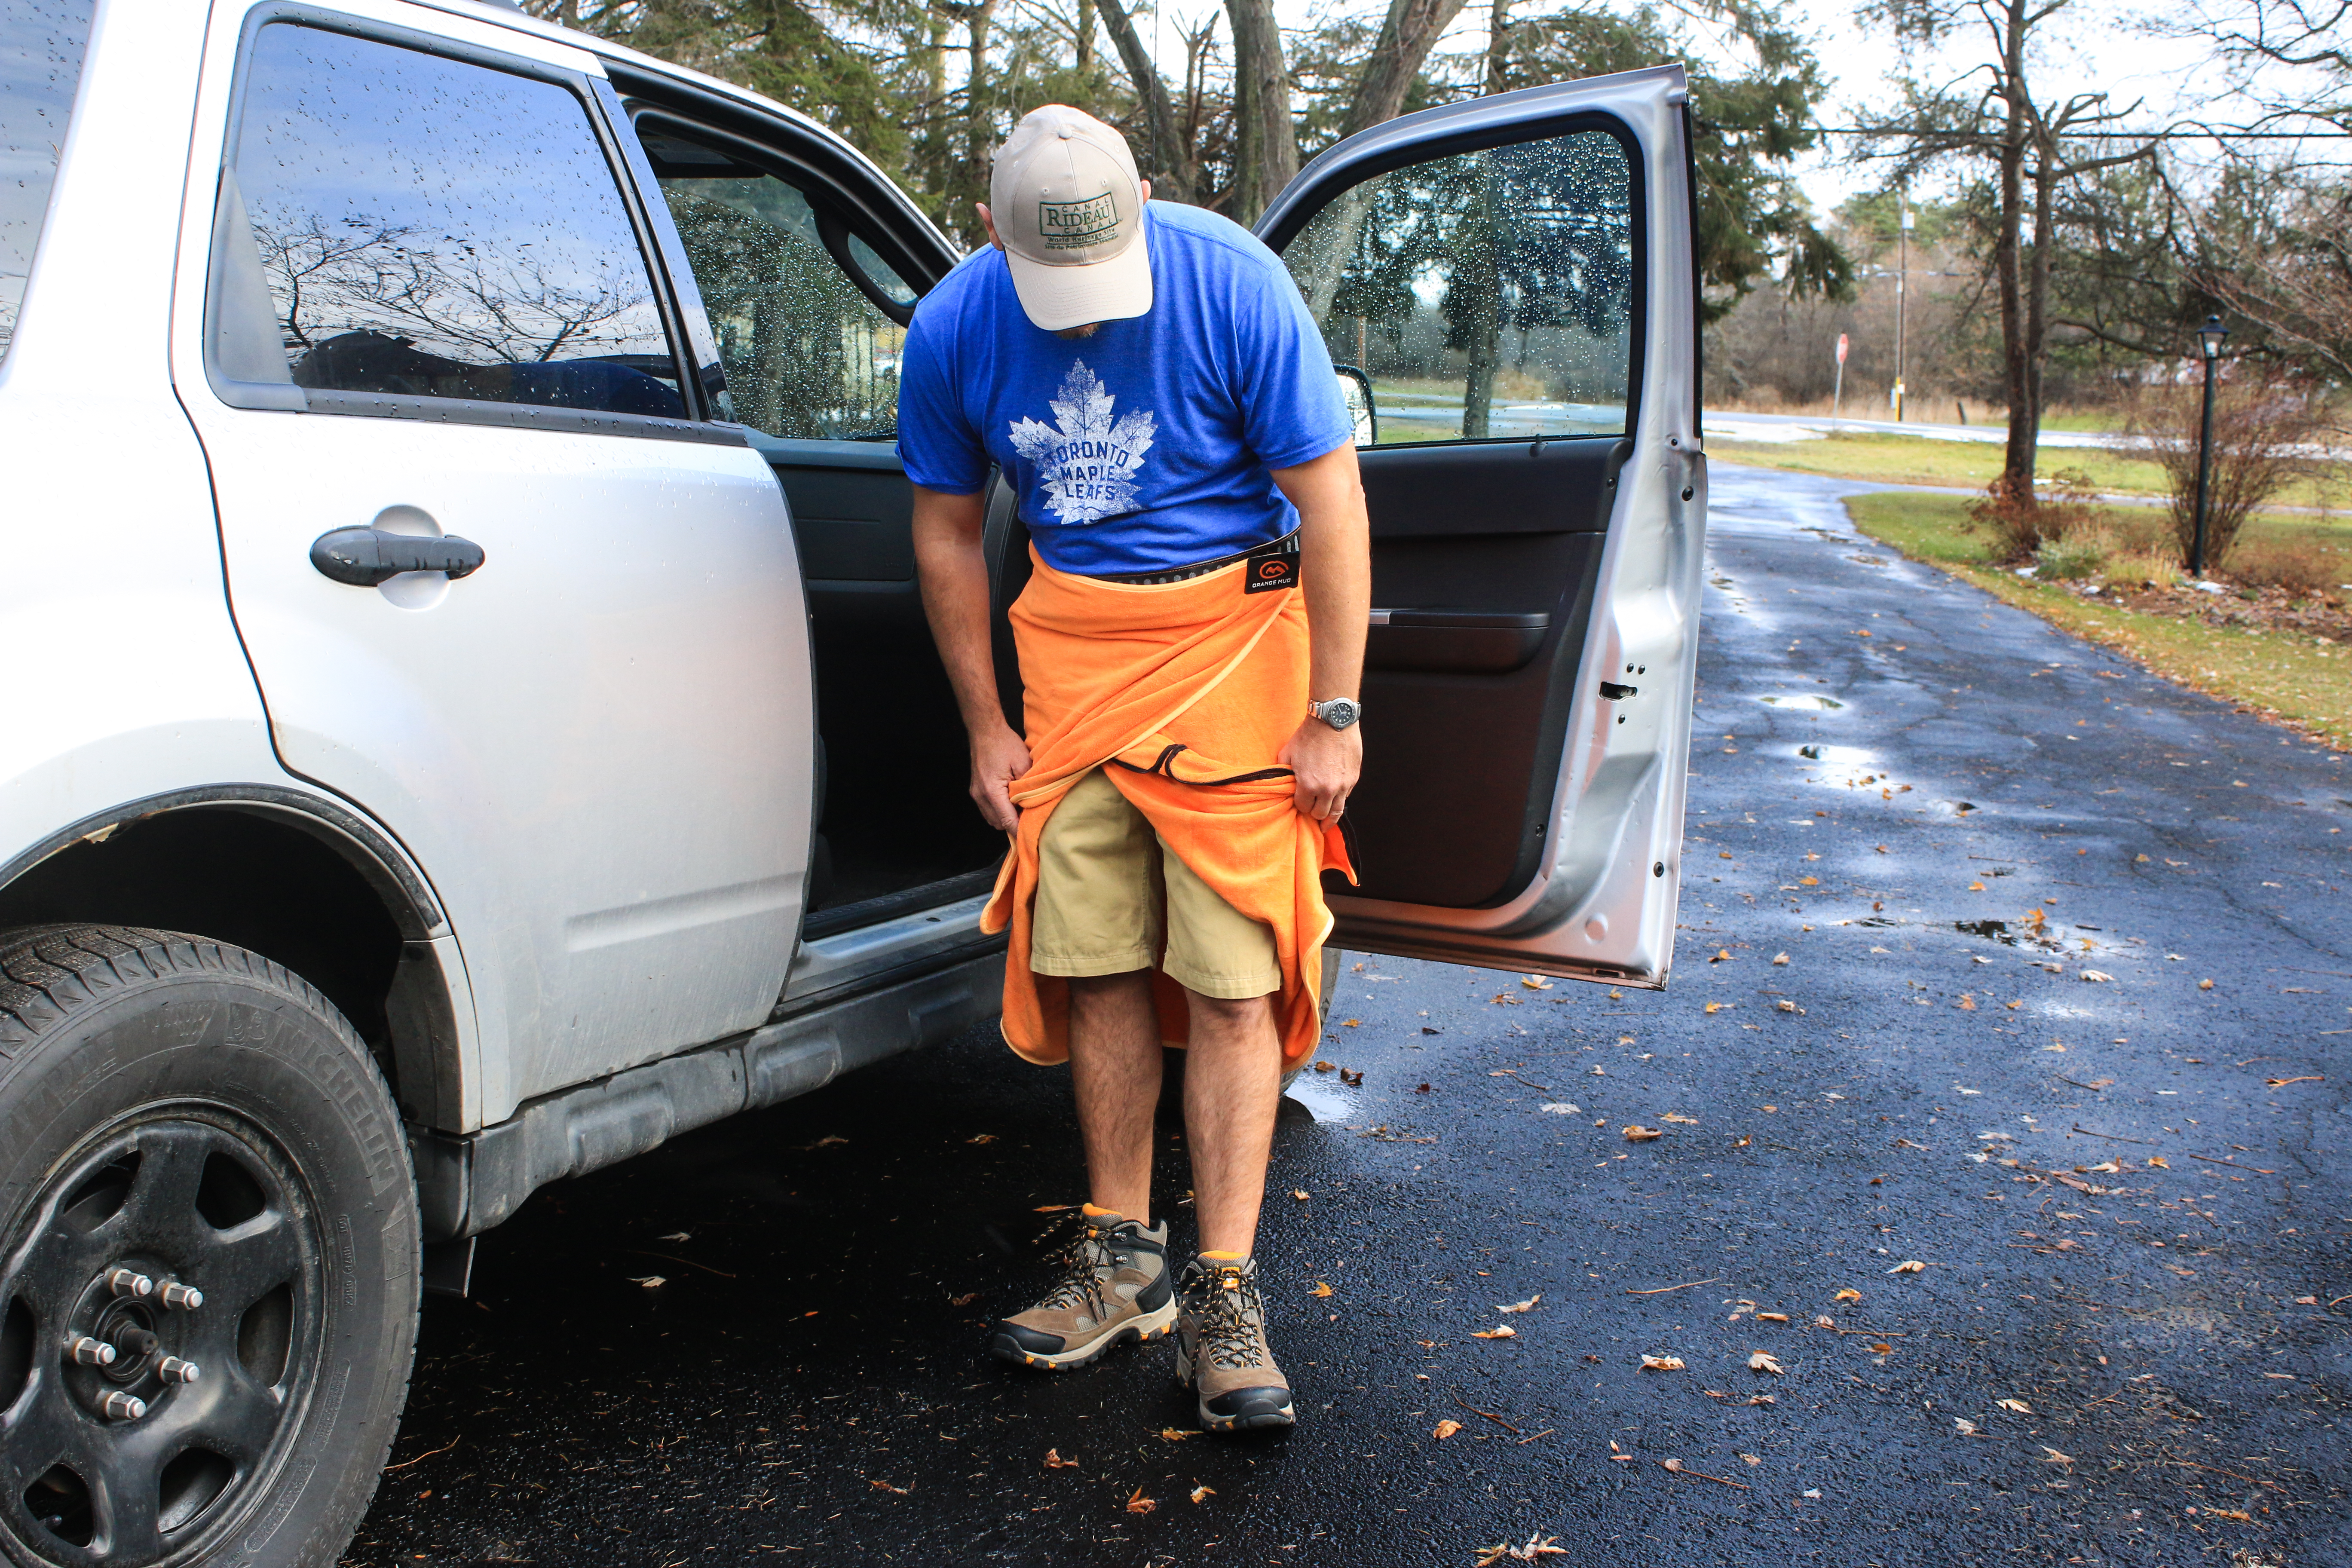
left=1308, top=697, right=1362, bottom=731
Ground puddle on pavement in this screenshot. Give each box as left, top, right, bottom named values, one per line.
left=1759, top=694, right=1845, bottom=710
left=1283, top=1072, right=1354, bottom=1122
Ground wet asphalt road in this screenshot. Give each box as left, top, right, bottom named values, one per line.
left=343, top=463, right=2351, bottom=1568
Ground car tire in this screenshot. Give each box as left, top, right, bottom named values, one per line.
left=0, top=925, right=418, bottom=1568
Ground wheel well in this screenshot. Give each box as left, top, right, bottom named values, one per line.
left=0, top=805, right=428, bottom=1111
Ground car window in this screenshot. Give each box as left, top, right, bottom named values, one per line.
left=0, top=0, right=98, bottom=363
left=216, top=24, right=683, bottom=419
left=642, top=131, right=910, bottom=441
left=1282, top=130, right=1635, bottom=446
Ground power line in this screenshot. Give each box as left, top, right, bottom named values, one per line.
left=1708, top=124, right=2352, bottom=138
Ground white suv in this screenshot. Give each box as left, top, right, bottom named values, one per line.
left=0, top=2, right=1706, bottom=1562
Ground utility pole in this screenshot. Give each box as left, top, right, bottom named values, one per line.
left=1894, top=196, right=1913, bottom=423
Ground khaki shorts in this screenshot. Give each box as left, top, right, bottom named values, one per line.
left=1031, top=769, right=1282, bottom=1000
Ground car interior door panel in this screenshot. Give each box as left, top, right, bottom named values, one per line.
left=1258, top=67, right=1703, bottom=982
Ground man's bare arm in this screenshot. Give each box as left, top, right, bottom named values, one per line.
left=1270, top=441, right=1370, bottom=822
left=911, top=484, right=1030, bottom=831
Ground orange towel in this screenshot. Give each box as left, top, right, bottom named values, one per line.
left=981, top=546, right=1355, bottom=1069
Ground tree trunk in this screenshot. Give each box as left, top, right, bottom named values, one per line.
left=1460, top=163, right=1505, bottom=437
left=1226, top=0, right=1297, bottom=223
left=1994, top=0, right=2034, bottom=505
left=967, top=0, right=997, bottom=197
left=1094, top=0, right=1194, bottom=202
left=2023, top=140, right=2056, bottom=478
left=1075, top=0, right=1095, bottom=77
left=1484, top=0, right=1510, bottom=96
left=1344, top=0, right=1472, bottom=138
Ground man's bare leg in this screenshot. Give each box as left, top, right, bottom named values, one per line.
left=1066, top=969, right=1161, bottom=1222
left=1180, top=991, right=1280, bottom=1256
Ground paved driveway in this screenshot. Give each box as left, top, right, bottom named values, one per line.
left=347, top=463, right=2349, bottom=1568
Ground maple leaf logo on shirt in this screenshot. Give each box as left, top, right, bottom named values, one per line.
left=1007, top=359, right=1157, bottom=526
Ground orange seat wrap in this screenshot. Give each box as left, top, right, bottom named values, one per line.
left=980, top=546, right=1356, bottom=1068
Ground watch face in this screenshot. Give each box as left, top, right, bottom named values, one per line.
left=1320, top=698, right=1360, bottom=730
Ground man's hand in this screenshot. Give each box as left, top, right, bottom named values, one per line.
left=1280, top=717, right=1361, bottom=822
left=969, top=722, right=1032, bottom=833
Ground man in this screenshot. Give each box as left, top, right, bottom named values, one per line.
left=899, top=104, right=1370, bottom=1433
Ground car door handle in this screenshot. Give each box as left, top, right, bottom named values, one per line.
left=309, top=527, right=487, bottom=588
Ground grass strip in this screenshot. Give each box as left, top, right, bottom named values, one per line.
left=1843, top=490, right=2352, bottom=750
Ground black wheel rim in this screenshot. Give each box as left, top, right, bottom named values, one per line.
left=0, top=1106, right=324, bottom=1566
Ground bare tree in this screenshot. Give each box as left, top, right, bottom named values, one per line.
left=1225, top=0, right=1297, bottom=220
left=1859, top=0, right=2160, bottom=507
left=1093, top=0, right=1196, bottom=200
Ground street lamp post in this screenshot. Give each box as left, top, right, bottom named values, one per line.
left=1894, top=202, right=1914, bottom=422
left=2190, top=314, right=2229, bottom=579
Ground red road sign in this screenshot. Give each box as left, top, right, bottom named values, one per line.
left=1836, top=333, right=1850, bottom=364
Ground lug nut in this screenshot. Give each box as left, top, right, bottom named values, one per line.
left=159, top=1280, right=203, bottom=1311
left=157, top=1357, right=200, bottom=1384
left=68, top=1335, right=117, bottom=1367
left=105, top=1268, right=153, bottom=1299
left=98, top=1391, right=147, bottom=1421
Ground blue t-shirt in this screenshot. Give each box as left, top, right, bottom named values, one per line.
left=896, top=201, right=1354, bottom=577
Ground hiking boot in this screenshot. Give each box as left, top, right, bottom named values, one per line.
left=989, top=1208, right=1175, bottom=1371
left=1174, top=1255, right=1295, bottom=1431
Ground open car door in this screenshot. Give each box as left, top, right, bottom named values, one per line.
left=1255, top=65, right=1704, bottom=986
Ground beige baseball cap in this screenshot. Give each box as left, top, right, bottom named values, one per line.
left=989, top=105, right=1152, bottom=331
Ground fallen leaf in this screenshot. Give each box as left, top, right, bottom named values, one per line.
left=1190, top=1484, right=1215, bottom=1504
left=1704, top=1001, right=1724, bottom=1014
left=2199, top=979, right=2214, bottom=990
left=1043, top=1449, right=1080, bottom=1469
left=949, top=1292, right=978, bottom=1308
left=655, top=1231, right=691, bottom=1243
left=1756, top=1311, right=1789, bottom=1323
left=628, top=1275, right=666, bottom=1289
left=1800, top=875, right=1819, bottom=886
left=1956, top=995, right=1977, bottom=1011
left=1833, top=1288, right=1862, bottom=1303
left=2040, top=1447, right=2074, bottom=1465
left=1158, top=1428, right=1196, bottom=1442
left=1471, top=1326, right=1517, bottom=1340
left=1887, top=1259, right=1927, bottom=1274
left=1639, top=1354, right=1685, bottom=1372
left=1969, top=881, right=1986, bottom=892
left=870, top=1477, right=909, bottom=1494
left=2148, top=1155, right=2170, bottom=1169
left=1741, top=1452, right=1763, bottom=1465
left=1522, top=975, right=1554, bottom=990
left=1474, top=1536, right=1568, bottom=1565
left=1314, top=1060, right=1337, bottom=1073
left=1341, top=1018, right=1362, bottom=1027
left=1418, top=1082, right=1433, bottom=1093
left=967, top=1133, right=997, bottom=1144
left=1339, top=1068, right=1363, bottom=1085
left=1033, top=1204, right=1078, bottom=1212
left=1995, top=1398, right=2033, bottom=1414
left=1497, top=1295, right=1542, bottom=1314
left=1772, top=952, right=1791, bottom=965
left=2079, top=970, right=2113, bottom=983
left=1868, top=1341, right=1893, bottom=1354
left=1710, top=948, right=1733, bottom=963
left=1748, top=1352, right=1784, bottom=1375
left=1433, top=1419, right=1464, bottom=1440
left=1953, top=1417, right=1979, bottom=1436
left=1293, top=1188, right=1311, bottom=1201
left=1310, top=1281, right=1333, bottom=1298
left=1775, top=999, right=1804, bottom=1014
left=2268, top=1075, right=2323, bottom=1087
left=1624, top=1125, right=1664, bottom=1142
left=1124, top=1487, right=1156, bottom=1515
left=1662, top=1112, right=1699, bottom=1124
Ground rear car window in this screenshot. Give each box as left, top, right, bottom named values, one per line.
left=215, top=23, right=683, bottom=418
left=0, top=0, right=97, bottom=362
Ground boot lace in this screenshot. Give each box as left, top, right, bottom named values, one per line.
left=1191, top=1264, right=1268, bottom=1372
left=1038, top=1220, right=1124, bottom=1319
